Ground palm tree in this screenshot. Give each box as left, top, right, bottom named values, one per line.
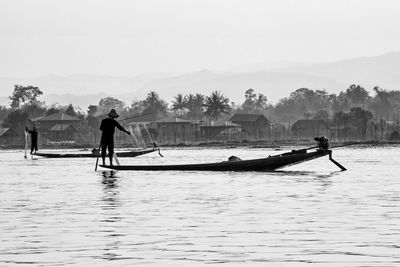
left=171, top=93, right=186, bottom=117
left=142, top=91, right=168, bottom=119
left=204, top=91, right=230, bottom=121
left=185, top=93, right=205, bottom=120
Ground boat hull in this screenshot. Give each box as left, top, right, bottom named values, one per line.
left=35, top=148, right=157, bottom=158
left=100, top=150, right=330, bottom=171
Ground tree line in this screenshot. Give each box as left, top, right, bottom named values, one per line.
left=1, top=84, right=400, bottom=141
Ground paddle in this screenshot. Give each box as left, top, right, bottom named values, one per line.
left=94, top=143, right=101, bottom=171
left=303, top=145, right=318, bottom=151
left=329, top=150, right=347, bottom=171
left=330, top=142, right=358, bottom=149
left=150, top=141, right=164, bottom=157
left=301, top=141, right=357, bottom=152
left=24, top=130, right=28, bottom=159
left=113, top=151, right=121, bottom=166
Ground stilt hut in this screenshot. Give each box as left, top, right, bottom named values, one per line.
left=291, top=119, right=329, bottom=140
left=156, top=118, right=200, bottom=144
left=31, top=113, right=80, bottom=143
left=229, top=114, right=270, bottom=140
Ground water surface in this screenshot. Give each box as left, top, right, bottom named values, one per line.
left=1, top=147, right=399, bottom=266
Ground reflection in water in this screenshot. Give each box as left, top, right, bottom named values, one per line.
left=273, top=170, right=337, bottom=184
left=273, top=170, right=316, bottom=176
left=100, top=171, right=121, bottom=209
left=272, top=170, right=338, bottom=178
left=100, top=170, right=124, bottom=261
left=101, top=171, right=118, bottom=187
left=101, top=170, right=121, bottom=208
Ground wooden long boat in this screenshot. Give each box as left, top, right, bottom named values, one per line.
left=99, top=148, right=342, bottom=172
left=35, top=148, right=157, bottom=158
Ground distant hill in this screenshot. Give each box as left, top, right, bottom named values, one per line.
left=138, top=69, right=342, bottom=103
left=0, top=72, right=171, bottom=98
left=0, top=73, right=171, bottom=108
left=279, top=50, right=400, bottom=91
left=44, top=93, right=109, bottom=110
left=0, top=70, right=342, bottom=107
left=0, top=93, right=110, bottom=109
left=1, top=50, right=400, bottom=108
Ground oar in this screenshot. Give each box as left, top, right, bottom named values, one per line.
left=304, top=142, right=357, bottom=152
left=150, top=141, right=163, bottom=157
left=330, top=142, right=358, bottom=149
left=94, top=143, right=101, bottom=171
left=304, top=145, right=318, bottom=151
left=24, top=130, right=28, bottom=159
left=113, top=151, right=121, bottom=166
left=329, top=150, right=347, bottom=171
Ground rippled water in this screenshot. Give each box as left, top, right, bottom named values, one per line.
left=1, top=146, right=400, bottom=266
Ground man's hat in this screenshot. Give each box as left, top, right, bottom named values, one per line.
left=108, top=109, right=119, bottom=118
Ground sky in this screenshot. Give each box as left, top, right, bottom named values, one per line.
left=1, top=0, right=400, bottom=78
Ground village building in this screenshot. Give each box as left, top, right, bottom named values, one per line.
left=330, top=120, right=380, bottom=141
left=200, top=121, right=241, bottom=141
left=155, top=118, right=200, bottom=144
left=229, top=114, right=270, bottom=140
left=389, top=130, right=400, bottom=141
left=329, top=125, right=353, bottom=141
left=269, top=122, right=290, bottom=141
left=291, top=119, right=329, bottom=140
left=31, top=113, right=80, bottom=144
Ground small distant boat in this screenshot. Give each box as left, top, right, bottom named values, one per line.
left=35, top=148, right=158, bottom=158
left=99, top=147, right=345, bottom=172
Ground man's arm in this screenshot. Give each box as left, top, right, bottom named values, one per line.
left=115, top=121, right=130, bottom=134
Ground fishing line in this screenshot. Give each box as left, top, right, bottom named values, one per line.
left=129, top=125, right=140, bottom=147
left=135, top=124, right=146, bottom=148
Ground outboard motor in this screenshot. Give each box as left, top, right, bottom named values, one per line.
left=314, top=136, right=329, bottom=150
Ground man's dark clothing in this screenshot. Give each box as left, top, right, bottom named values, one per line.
left=26, top=128, right=38, bottom=154
left=100, top=117, right=127, bottom=164
left=100, top=117, right=126, bottom=144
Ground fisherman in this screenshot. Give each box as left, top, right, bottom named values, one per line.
left=100, top=109, right=131, bottom=166
left=25, top=126, right=38, bottom=154
left=314, top=136, right=329, bottom=150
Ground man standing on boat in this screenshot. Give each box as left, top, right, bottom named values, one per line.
left=100, top=109, right=131, bottom=166
left=25, top=126, right=38, bottom=154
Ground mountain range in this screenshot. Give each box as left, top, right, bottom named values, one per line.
left=1, top=50, right=400, bottom=109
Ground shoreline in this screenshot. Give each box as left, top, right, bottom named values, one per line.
left=2, top=140, right=400, bottom=151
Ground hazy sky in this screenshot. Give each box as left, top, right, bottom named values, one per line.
left=1, top=0, right=400, bottom=77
